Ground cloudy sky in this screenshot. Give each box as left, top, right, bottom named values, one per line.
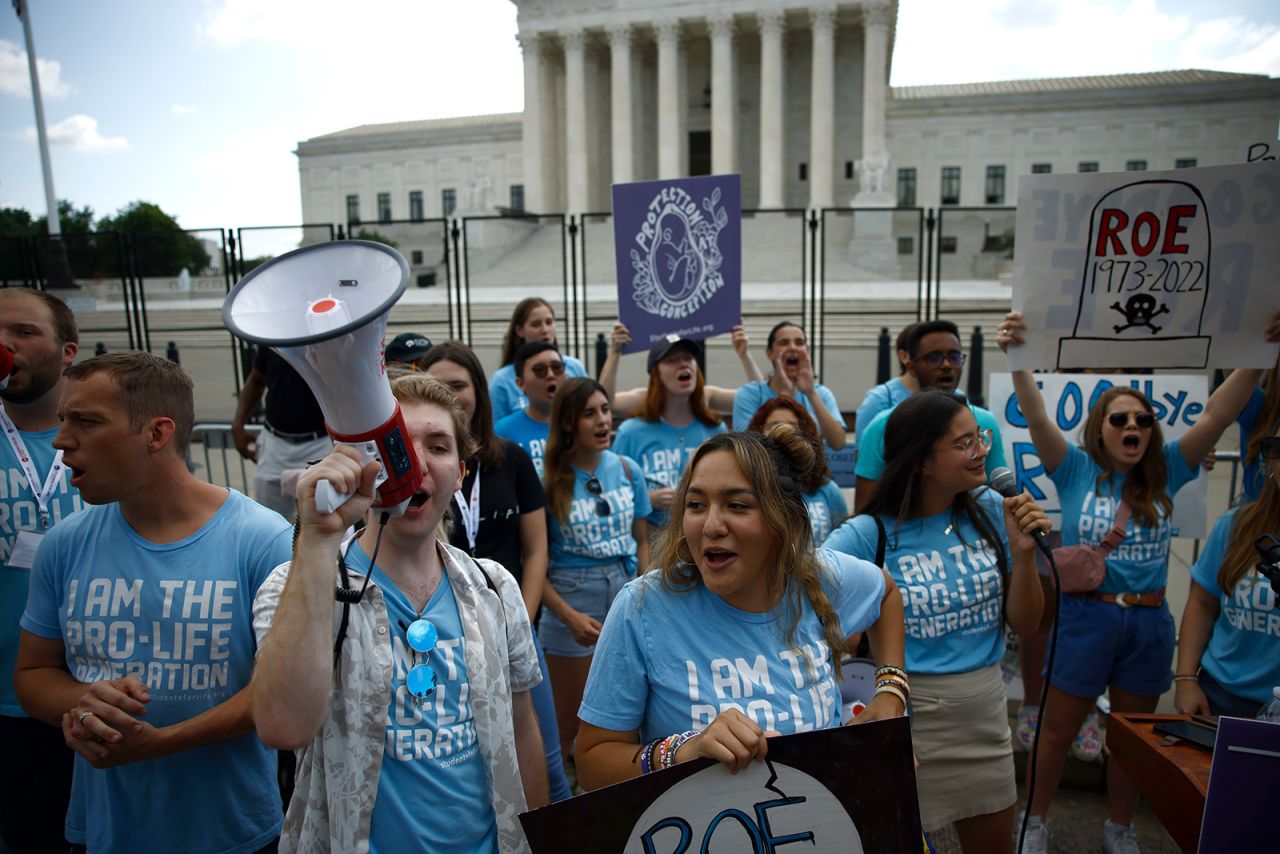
left=1, top=0, right=1277, bottom=235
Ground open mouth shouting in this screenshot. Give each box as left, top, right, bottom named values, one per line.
left=701, top=546, right=737, bottom=571
left=404, top=489, right=431, bottom=512
left=1122, top=434, right=1142, bottom=451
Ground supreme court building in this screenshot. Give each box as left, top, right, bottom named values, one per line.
left=296, top=1, right=1280, bottom=247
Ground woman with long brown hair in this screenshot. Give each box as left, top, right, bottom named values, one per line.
left=540, top=377, right=651, bottom=767
left=490, top=298, right=589, bottom=421
left=997, top=308, right=1280, bottom=854
left=575, top=426, right=905, bottom=789
left=1175, top=427, right=1280, bottom=717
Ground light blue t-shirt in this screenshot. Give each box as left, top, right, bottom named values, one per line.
left=547, top=452, right=653, bottom=571
left=1190, top=507, right=1280, bottom=705
left=493, top=409, right=550, bottom=477
left=1, top=423, right=82, bottom=716
left=344, top=544, right=497, bottom=854
left=855, top=401, right=1008, bottom=481
left=613, top=416, right=726, bottom=525
left=855, top=377, right=912, bottom=442
left=579, top=549, right=885, bottom=741
left=489, top=355, right=588, bottom=422
left=804, top=480, right=848, bottom=544
left=1236, top=385, right=1269, bottom=503
left=824, top=489, right=1011, bottom=675
left=21, top=490, right=292, bottom=854
left=1051, top=439, right=1197, bottom=594
left=732, top=381, right=844, bottom=437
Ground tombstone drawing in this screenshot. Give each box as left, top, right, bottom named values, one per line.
left=1057, top=180, right=1212, bottom=369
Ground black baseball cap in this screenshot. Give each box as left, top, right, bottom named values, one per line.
left=647, top=334, right=701, bottom=373
left=385, top=332, right=433, bottom=364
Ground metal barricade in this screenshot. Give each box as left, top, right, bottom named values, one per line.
left=191, top=423, right=259, bottom=493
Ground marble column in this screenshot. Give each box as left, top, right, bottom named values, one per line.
left=709, top=12, right=736, bottom=175
left=808, top=5, right=836, bottom=209
left=757, top=10, right=785, bottom=207
left=608, top=24, right=635, bottom=186
left=656, top=19, right=682, bottom=179
left=562, top=28, right=588, bottom=213
left=855, top=2, right=893, bottom=204
left=517, top=32, right=547, bottom=212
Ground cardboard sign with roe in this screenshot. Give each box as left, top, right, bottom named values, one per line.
left=1010, top=161, right=1280, bottom=371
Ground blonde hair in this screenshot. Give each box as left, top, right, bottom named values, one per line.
left=653, top=424, right=849, bottom=677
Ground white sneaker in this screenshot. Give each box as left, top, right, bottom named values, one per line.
left=1016, top=811, right=1049, bottom=854
left=1103, top=819, right=1141, bottom=854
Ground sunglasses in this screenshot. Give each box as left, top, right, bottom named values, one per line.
left=1261, top=437, right=1280, bottom=461
left=530, top=360, right=566, bottom=379
left=916, top=350, right=966, bottom=368
left=1107, top=411, right=1156, bottom=430
left=399, top=618, right=439, bottom=701
left=585, top=476, right=611, bottom=516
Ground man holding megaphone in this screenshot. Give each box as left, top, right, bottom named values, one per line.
left=251, top=375, right=547, bottom=853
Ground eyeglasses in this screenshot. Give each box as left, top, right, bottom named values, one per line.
left=585, top=476, right=611, bottom=516
left=1107, top=411, right=1156, bottom=430
left=399, top=618, right=439, bottom=701
left=1261, top=437, right=1280, bottom=461
left=916, top=350, right=966, bottom=368
left=530, top=360, right=566, bottom=379
left=944, top=428, right=993, bottom=459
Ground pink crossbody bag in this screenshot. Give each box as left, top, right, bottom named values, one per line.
left=1051, top=500, right=1131, bottom=593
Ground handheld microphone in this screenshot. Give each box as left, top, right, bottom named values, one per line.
left=988, top=466, right=1053, bottom=559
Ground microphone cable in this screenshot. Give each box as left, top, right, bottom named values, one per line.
left=1016, top=547, right=1060, bottom=854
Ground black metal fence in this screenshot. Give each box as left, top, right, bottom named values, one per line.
left=1, top=204, right=1015, bottom=395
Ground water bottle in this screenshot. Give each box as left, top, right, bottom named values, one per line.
left=1258, top=687, right=1280, bottom=723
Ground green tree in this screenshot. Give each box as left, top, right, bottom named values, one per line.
left=0, top=207, right=36, bottom=237
left=31, top=201, right=99, bottom=278
left=353, top=228, right=399, bottom=248
left=97, top=201, right=212, bottom=277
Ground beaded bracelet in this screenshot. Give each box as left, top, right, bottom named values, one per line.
left=875, top=664, right=909, bottom=681
left=875, top=683, right=908, bottom=708
left=876, top=675, right=910, bottom=698
left=664, top=730, right=699, bottom=769
left=1172, top=675, right=1200, bottom=684
left=639, top=738, right=661, bottom=774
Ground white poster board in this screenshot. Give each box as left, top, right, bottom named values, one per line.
left=988, top=372, right=1208, bottom=538
left=1010, top=162, right=1280, bottom=372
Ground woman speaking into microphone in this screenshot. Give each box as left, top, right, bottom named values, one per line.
left=824, top=390, right=1048, bottom=854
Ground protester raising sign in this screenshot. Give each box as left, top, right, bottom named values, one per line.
left=519, top=718, right=922, bottom=853
left=612, top=174, right=742, bottom=355
left=1010, top=161, right=1280, bottom=372
left=988, top=372, right=1208, bottom=539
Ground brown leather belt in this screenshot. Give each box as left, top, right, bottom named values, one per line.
left=1089, top=589, right=1165, bottom=608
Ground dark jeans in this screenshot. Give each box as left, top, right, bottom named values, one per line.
left=1198, top=668, right=1264, bottom=718
left=0, top=714, right=73, bottom=854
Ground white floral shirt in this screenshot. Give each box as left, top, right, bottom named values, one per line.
left=253, top=540, right=541, bottom=854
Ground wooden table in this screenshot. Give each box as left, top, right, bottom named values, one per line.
left=1106, top=713, right=1212, bottom=854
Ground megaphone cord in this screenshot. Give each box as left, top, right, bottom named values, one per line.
left=332, top=511, right=392, bottom=669
left=1016, top=549, right=1061, bottom=854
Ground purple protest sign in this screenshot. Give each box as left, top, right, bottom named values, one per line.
left=612, top=174, right=742, bottom=354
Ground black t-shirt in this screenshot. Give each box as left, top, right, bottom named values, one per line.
left=448, top=440, right=546, bottom=588
left=253, top=347, right=326, bottom=435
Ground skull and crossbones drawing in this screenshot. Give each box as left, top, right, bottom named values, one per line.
left=1111, top=294, right=1170, bottom=334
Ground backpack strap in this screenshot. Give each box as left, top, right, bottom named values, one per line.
left=1095, top=500, right=1132, bottom=557
left=873, top=515, right=887, bottom=568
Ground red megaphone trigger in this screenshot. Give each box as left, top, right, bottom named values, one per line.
left=327, top=404, right=424, bottom=508
left=0, top=347, right=14, bottom=388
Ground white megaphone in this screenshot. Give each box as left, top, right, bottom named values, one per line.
left=222, top=240, right=422, bottom=516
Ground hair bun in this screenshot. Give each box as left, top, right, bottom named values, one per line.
left=762, top=422, right=816, bottom=477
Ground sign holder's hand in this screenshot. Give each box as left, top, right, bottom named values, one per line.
left=679, top=708, right=769, bottom=773
left=996, top=311, right=1027, bottom=354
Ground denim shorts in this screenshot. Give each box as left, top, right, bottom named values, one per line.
left=1046, top=594, right=1175, bottom=698
left=538, top=562, right=633, bottom=658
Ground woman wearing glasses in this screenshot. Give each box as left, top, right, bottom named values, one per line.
left=1175, top=429, right=1280, bottom=718
left=490, top=298, right=589, bottom=421
left=996, top=310, right=1280, bottom=854
left=541, top=377, right=652, bottom=767
left=732, top=320, right=848, bottom=449
left=576, top=425, right=906, bottom=789
left=824, top=390, right=1049, bottom=854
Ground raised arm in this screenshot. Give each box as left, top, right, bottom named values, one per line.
left=1180, top=367, right=1263, bottom=470
left=600, top=323, right=648, bottom=419
left=251, top=448, right=379, bottom=749
left=997, top=312, right=1069, bottom=473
